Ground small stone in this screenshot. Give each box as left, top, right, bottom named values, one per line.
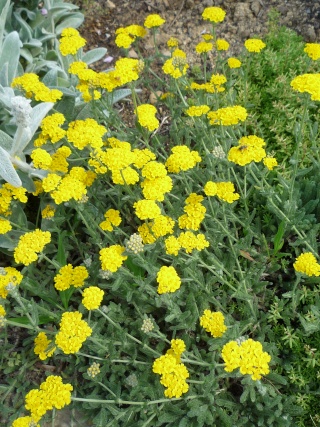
left=128, top=49, right=138, bottom=58
left=106, top=0, right=116, bottom=8
left=251, top=0, right=261, bottom=17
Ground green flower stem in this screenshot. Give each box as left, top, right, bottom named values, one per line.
left=110, top=359, right=148, bottom=365
left=40, top=254, right=62, bottom=269
left=97, top=382, right=117, bottom=398
left=6, top=320, right=37, bottom=330
left=142, top=406, right=164, bottom=427
left=9, top=294, right=38, bottom=331
left=72, top=395, right=201, bottom=406
left=98, top=309, right=161, bottom=357
left=203, top=53, right=208, bottom=83
left=206, top=197, right=237, bottom=243
left=77, top=352, right=105, bottom=361
left=174, top=80, right=189, bottom=107
left=180, top=358, right=211, bottom=367
left=74, top=207, right=104, bottom=249
left=198, top=258, right=237, bottom=293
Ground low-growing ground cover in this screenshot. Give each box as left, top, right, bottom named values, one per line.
left=0, top=2, right=320, bottom=427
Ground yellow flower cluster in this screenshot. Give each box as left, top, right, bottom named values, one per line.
left=99, top=244, right=128, bottom=272
left=25, top=375, right=73, bottom=421
left=200, top=309, right=227, bottom=337
left=41, top=205, right=56, bottom=219
left=228, top=135, right=267, bottom=166
left=304, top=43, right=320, bottom=60
left=204, top=181, right=240, bottom=203
left=67, top=118, right=106, bottom=150
left=0, top=267, right=23, bottom=299
left=263, top=157, right=278, bottom=170
left=34, top=332, right=56, bottom=360
left=141, top=161, right=172, bottom=201
left=144, top=14, right=165, bottom=28
left=156, top=266, right=181, bottom=294
left=207, top=105, right=248, bottom=126
left=138, top=215, right=174, bottom=244
left=293, top=252, right=320, bottom=276
left=54, top=264, right=89, bottom=291
left=11, top=416, right=40, bottom=427
left=55, top=311, right=92, bottom=354
left=82, top=286, right=104, bottom=310
left=31, top=148, right=52, bottom=169
left=227, top=57, right=242, bottom=68
left=216, top=39, right=229, bottom=51
left=14, top=229, right=51, bottom=266
left=167, top=37, right=179, bottom=48
left=59, top=27, right=86, bottom=56
left=178, top=193, right=206, bottom=230
left=115, top=24, right=146, bottom=48
left=68, top=61, right=101, bottom=102
left=190, top=81, right=225, bottom=93
left=195, top=41, right=213, bottom=54
left=202, top=6, right=226, bottom=23
left=165, top=146, right=201, bottom=173
left=290, top=73, right=320, bottom=101
left=185, top=105, right=210, bottom=117
left=11, top=73, right=62, bottom=102
left=99, top=209, right=121, bottom=231
left=163, top=49, right=189, bottom=79
left=34, top=113, right=66, bottom=146
left=90, top=138, right=140, bottom=185
left=221, top=338, right=271, bottom=380
left=136, top=104, right=159, bottom=132
left=153, top=339, right=189, bottom=398
left=165, top=231, right=209, bottom=255
left=244, top=38, right=266, bottom=53
left=134, top=199, right=161, bottom=220
left=0, top=218, right=12, bottom=234
left=0, top=183, right=27, bottom=216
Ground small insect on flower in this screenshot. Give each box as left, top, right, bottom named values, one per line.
left=238, top=145, right=248, bottom=151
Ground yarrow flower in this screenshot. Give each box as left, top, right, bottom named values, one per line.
left=126, top=233, right=145, bottom=254
left=293, top=252, right=320, bottom=276
left=202, top=6, right=226, bottom=23
left=0, top=218, right=12, bottom=234
left=99, top=245, right=128, bottom=272
left=304, top=43, right=320, bottom=60
left=204, top=181, right=240, bottom=203
left=54, top=264, right=89, bottom=291
left=156, top=266, right=181, bottom=294
left=136, top=104, right=159, bottom=132
left=25, top=375, right=73, bottom=422
left=290, top=73, right=320, bottom=101
left=221, top=338, right=271, bottom=381
left=227, top=57, right=241, bottom=68
left=263, top=157, right=278, bottom=170
left=134, top=199, right=161, bottom=220
left=153, top=339, right=189, bottom=398
left=11, top=73, right=63, bottom=103
left=99, top=209, right=121, bottom=231
left=14, top=230, right=51, bottom=266
left=163, top=49, right=189, bottom=79
left=55, top=311, right=92, bottom=354
left=141, top=317, right=154, bottom=333
left=216, top=39, right=229, bottom=51
left=34, top=332, right=56, bottom=360
left=185, top=105, right=210, bottom=117
left=207, top=105, right=247, bottom=126
left=59, top=27, right=86, bottom=56
left=11, top=416, right=40, bottom=427
left=144, top=14, right=165, bottom=28
left=87, top=362, right=101, bottom=378
left=0, top=267, right=23, bottom=299
left=195, top=41, right=213, bottom=54
left=200, top=310, right=227, bottom=337
left=165, top=146, right=201, bottom=173
left=244, top=38, right=266, bottom=53
left=115, top=24, right=146, bottom=48
left=82, top=286, right=104, bottom=310
left=227, top=135, right=266, bottom=166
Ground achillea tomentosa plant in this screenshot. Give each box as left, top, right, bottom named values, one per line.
left=1, top=4, right=320, bottom=427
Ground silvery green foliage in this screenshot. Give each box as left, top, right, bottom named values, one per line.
left=0, top=95, right=53, bottom=187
